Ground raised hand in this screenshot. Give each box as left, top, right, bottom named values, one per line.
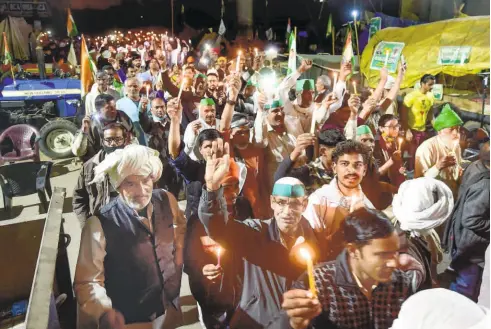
left=205, top=138, right=231, bottom=191
left=202, top=264, right=223, bottom=281
left=322, top=92, right=339, bottom=109
left=348, top=94, right=361, bottom=114
left=166, top=98, right=182, bottom=122
left=82, top=116, right=91, bottom=133
left=298, top=59, right=313, bottom=74
left=339, top=62, right=352, bottom=81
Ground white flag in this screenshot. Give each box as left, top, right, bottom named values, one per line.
left=219, top=19, right=226, bottom=36
left=68, top=42, right=77, bottom=66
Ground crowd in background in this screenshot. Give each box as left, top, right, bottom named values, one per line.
left=67, top=31, right=490, bottom=329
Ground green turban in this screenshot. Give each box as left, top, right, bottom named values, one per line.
left=356, top=125, right=373, bottom=136
left=195, top=73, right=207, bottom=80
left=296, top=79, right=315, bottom=92
left=433, top=104, right=463, bottom=131
left=200, top=98, right=216, bottom=106
left=272, top=177, right=306, bottom=198
left=264, top=99, right=283, bottom=110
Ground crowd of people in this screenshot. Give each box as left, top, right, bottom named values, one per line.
left=68, top=32, right=490, bottom=329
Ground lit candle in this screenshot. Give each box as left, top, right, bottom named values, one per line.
left=236, top=51, right=242, bottom=72
left=333, top=73, right=338, bottom=88
left=299, top=248, right=317, bottom=297
left=216, top=246, right=222, bottom=267
left=254, top=48, right=259, bottom=57
left=177, top=77, right=186, bottom=101
left=398, top=137, right=404, bottom=151
left=384, top=50, right=390, bottom=67
left=146, top=85, right=150, bottom=98
left=310, top=114, right=316, bottom=134
left=352, top=81, right=358, bottom=95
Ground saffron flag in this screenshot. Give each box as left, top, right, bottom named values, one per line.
left=80, top=35, right=94, bottom=97
left=342, top=29, right=354, bottom=65
left=3, top=32, right=12, bottom=65
left=67, top=8, right=79, bottom=37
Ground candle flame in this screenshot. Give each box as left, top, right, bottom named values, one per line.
left=299, top=248, right=311, bottom=260
left=216, top=246, right=222, bottom=256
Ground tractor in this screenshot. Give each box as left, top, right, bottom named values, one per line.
left=0, top=68, right=81, bottom=159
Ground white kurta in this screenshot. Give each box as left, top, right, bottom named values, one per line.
left=415, top=135, right=462, bottom=197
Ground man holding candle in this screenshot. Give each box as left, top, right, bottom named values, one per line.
left=373, top=114, right=406, bottom=188
left=199, top=149, right=319, bottom=329
left=281, top=208, right=426, bottom=329
left=415, top=104, right=464, bottom=198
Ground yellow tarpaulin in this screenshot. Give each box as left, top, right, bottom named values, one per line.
left=361, top=16, right=490, bottom=89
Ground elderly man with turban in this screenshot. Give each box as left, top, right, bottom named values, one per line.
left=415, top=104, right=464, bottom=197
left=392, top=177, right=454, bottom=287
left=74, top=145, right=186, bottom=329
left=199, top=143, right=320, bottom=329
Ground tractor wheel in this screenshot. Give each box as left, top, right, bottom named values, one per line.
left=39, top=119, right=78, bottom=159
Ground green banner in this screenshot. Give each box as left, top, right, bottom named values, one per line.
left=437, top=46, right=472, bottom=65
left=369, top=41, right=405, bottom=73
left=369, top=17, right=381, bottom=39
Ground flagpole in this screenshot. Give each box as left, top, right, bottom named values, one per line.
left=171, top=0, right=174, bottom=36
left=332, top=25, right=335, bottom=55
left=353, top=18, right=360, bottom=72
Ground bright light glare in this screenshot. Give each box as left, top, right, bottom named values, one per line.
left=299, top=248, right=311, bottom=260
left=352, top=10, right=359, bottom=18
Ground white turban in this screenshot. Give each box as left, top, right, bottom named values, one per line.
left=392, top=177, right=454, bottom=237
left=390, top=288, right=489, bottom=329
left=90, top=145, right=162, bottom=189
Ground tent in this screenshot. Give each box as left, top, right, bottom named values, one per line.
left=0, top=16, right=30, bottom=62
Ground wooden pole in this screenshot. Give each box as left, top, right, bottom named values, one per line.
left=332, top=25, right=335, bottom=55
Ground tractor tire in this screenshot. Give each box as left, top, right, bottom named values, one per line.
left=39, top=119, right=78, bottom=159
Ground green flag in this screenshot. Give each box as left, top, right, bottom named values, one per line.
left=326, top=14, right=332, bottom=38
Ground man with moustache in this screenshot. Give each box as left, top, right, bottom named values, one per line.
left=205, top=68, right=226, bottom=118
left=303, top=140, right=374, bottom=261
left=183, top=98, right=221, bottom=161
left=139, top=97, right=183, bottom=197
left=116, top=77, right=149, bottom=145
left=74, top=145, right=186, bottom=329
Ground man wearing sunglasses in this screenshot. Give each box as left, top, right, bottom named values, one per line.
left=73, top=123, right=130, bottom=227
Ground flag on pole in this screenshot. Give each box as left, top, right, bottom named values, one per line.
left=218, top=19, right=226, bottom=36
left=326, top=13, right=332, bottom=38
left=3, top=32, right=15, bottom=85
left=67, top=8, right=79, bottom=37
left=287, top=27, right=296, bottom=75
left=67, top=42, right=77, bottom=66
left=285, top=18, right=291, bottom=44
left=3, top=32, right=12, bottom=65
left=80, top=35, right=94, bottom=97
left=342, top=29, right=354, bottom=65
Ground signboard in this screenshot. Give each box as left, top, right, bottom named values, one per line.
left=370, top=41, right=405, bottom=73
left=369, top=17, right=382, bottom=39
left=437, top=46, right=471, bottom=65
left=432, top=84, right=443, bottom=101
left=0, top=1, right=51, bottom=18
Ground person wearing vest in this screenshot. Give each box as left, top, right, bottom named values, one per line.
left=74, top=145, right=186, bottom=329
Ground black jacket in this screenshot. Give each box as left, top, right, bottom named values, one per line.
left=443, top=160, right=490, bottom=267
left=198, top=187, right=319, bottom=329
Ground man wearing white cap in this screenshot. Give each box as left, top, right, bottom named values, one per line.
left=199, top=141, right=319, bottom=328
left=74, top=145, right=186, bottom=329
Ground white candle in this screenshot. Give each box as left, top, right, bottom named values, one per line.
left=146, top=85, right=150, bottom=98
left=299, top=248, right=317, bottom=297
left=333, top=73, right=338, bottom=88
left=310, top=114, right=316, bottom=134
left=254, top=48, right=259, bottom=57
left=236, top=51, right=242, bottom=72
left=216, top=247, right=222, bottom=266
left=352, top=81, right=358, bottom=95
